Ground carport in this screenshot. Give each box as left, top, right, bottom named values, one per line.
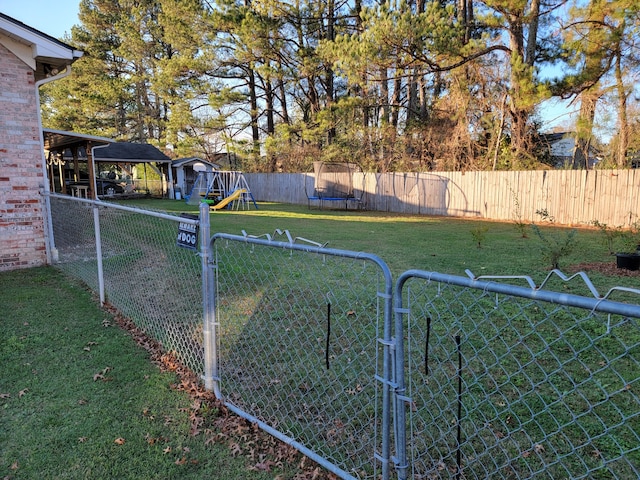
left=43, top=129, right=174, bottom=199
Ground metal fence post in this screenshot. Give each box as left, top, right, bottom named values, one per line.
left=93, top=205, right=105, bottom=306
left=200, top=202, right=218, bottom=395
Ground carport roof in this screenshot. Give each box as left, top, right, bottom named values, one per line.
left=43, top=129, right=171, bottom=163
left=95, top=142, right=171, bottom=163
left=43, top=128, right=112, bottom=150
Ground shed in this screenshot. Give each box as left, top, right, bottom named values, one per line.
left=172, top=157, right=219, bottom=199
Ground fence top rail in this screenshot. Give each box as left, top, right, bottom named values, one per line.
left=211, top=231, right=392, bottom=284
left=396, top=268, right=640, bottom=318
left=46, top=192, right=198, bottom=225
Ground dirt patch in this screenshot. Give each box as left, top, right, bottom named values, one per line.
left=567, top=261, right=640, bottom=278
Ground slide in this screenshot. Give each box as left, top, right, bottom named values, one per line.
left=202, top=189, right=246, bottom=210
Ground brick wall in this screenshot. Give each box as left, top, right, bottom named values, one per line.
left=0, top=43, right=48, bottom=271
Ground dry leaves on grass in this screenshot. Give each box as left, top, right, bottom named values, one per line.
left=2, top=389, right=30, bottom=399
left=93, top=367, right=112, bottom=382
left=105, top=302, right=339, bottom=480
left=568, top=261, right=640, bottom=277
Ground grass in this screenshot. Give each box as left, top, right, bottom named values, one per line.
left=117, top=199, right=639, bottom=478
left=0, top=267, right=294, bottom=480
left=4, top=198, right=640, bottom=479
left=123, top=198, right=638, bottom=292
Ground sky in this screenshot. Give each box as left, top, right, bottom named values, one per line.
left=0, top=0, right=577, bottom=135
left=0, top=0, right=80, bottom=39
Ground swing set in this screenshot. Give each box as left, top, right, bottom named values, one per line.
left=186, top=171, right=258, bottom=210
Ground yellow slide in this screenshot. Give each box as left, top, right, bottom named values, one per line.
left=203, top=189, right=246, bottom=210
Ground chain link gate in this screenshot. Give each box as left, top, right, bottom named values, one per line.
left=393, top=270, right=640, bottom=480
left=46, top=192, right=640, bottom=479
left=205, top=232, right=394, bottom=480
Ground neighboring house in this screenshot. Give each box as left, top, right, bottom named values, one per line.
left=172, top=157, right=219, bottom=199
left=0, top=13, right=82, bottom=271
left=540, top=132, right=599, bottom=168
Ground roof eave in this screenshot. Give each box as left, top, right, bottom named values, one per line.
left=0, top=13, right=83, bottom=78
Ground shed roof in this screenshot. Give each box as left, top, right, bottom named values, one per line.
left=172, top=157, right=219, bottom=169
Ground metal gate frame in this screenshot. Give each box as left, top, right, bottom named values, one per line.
left=393, top=269, right=640, bottom=480
left=203, top=231, right=394, bottom=480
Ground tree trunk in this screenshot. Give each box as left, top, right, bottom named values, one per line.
left=247, top=67, right=261, bottom=163
left=380, top=69, right=389, bottom=126
left=390, top=74, right=402, bottom=128
left=571, top=1, right=607, bottom=169
left=326, top=0, right=336, bottom=143
left=615, top=45, right=629, bottom=168
left=572, top=92, right=598, bottom=169
left=277, top=58, right=290, bottom=126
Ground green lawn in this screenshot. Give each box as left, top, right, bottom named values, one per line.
left=0, top=267, right=301, bottom=480
left=2, top=199, right=638, bottom=479
left=126, top=198, right=639, bottom=292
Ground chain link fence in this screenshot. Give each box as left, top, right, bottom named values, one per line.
left=208, top=232, right=394, bottom=480
left=49, top=194, right=204, bottom=375
left=394, top=270, right=640, bottom=480
left=47, top=193, right=640, bottom=480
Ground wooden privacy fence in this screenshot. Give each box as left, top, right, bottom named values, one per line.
left=244, top=169, right=640, bottom=227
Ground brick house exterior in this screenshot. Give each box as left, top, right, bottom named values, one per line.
left=0, top=13, right=82, bottom=271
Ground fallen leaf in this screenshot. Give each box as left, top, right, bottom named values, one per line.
left=230, top=442, right=242, bottom=457
left=163, top=446, right=172, bottom=454
left=18, top=389, right=28, bottom=397
left=78, top=437, right=88, bottom=443
left=0, top=393, right=10, bottom=399
left=252, top=460, right=274, bottom=471
left=534, top=444, right=545, bottom=454
left=11, top=461, right=19, bottom=470
left=93, top=367, right=112, bottom=382
left=114, top=437, right=126, bottom=445
left=175, top=457, right=187, bottom=465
